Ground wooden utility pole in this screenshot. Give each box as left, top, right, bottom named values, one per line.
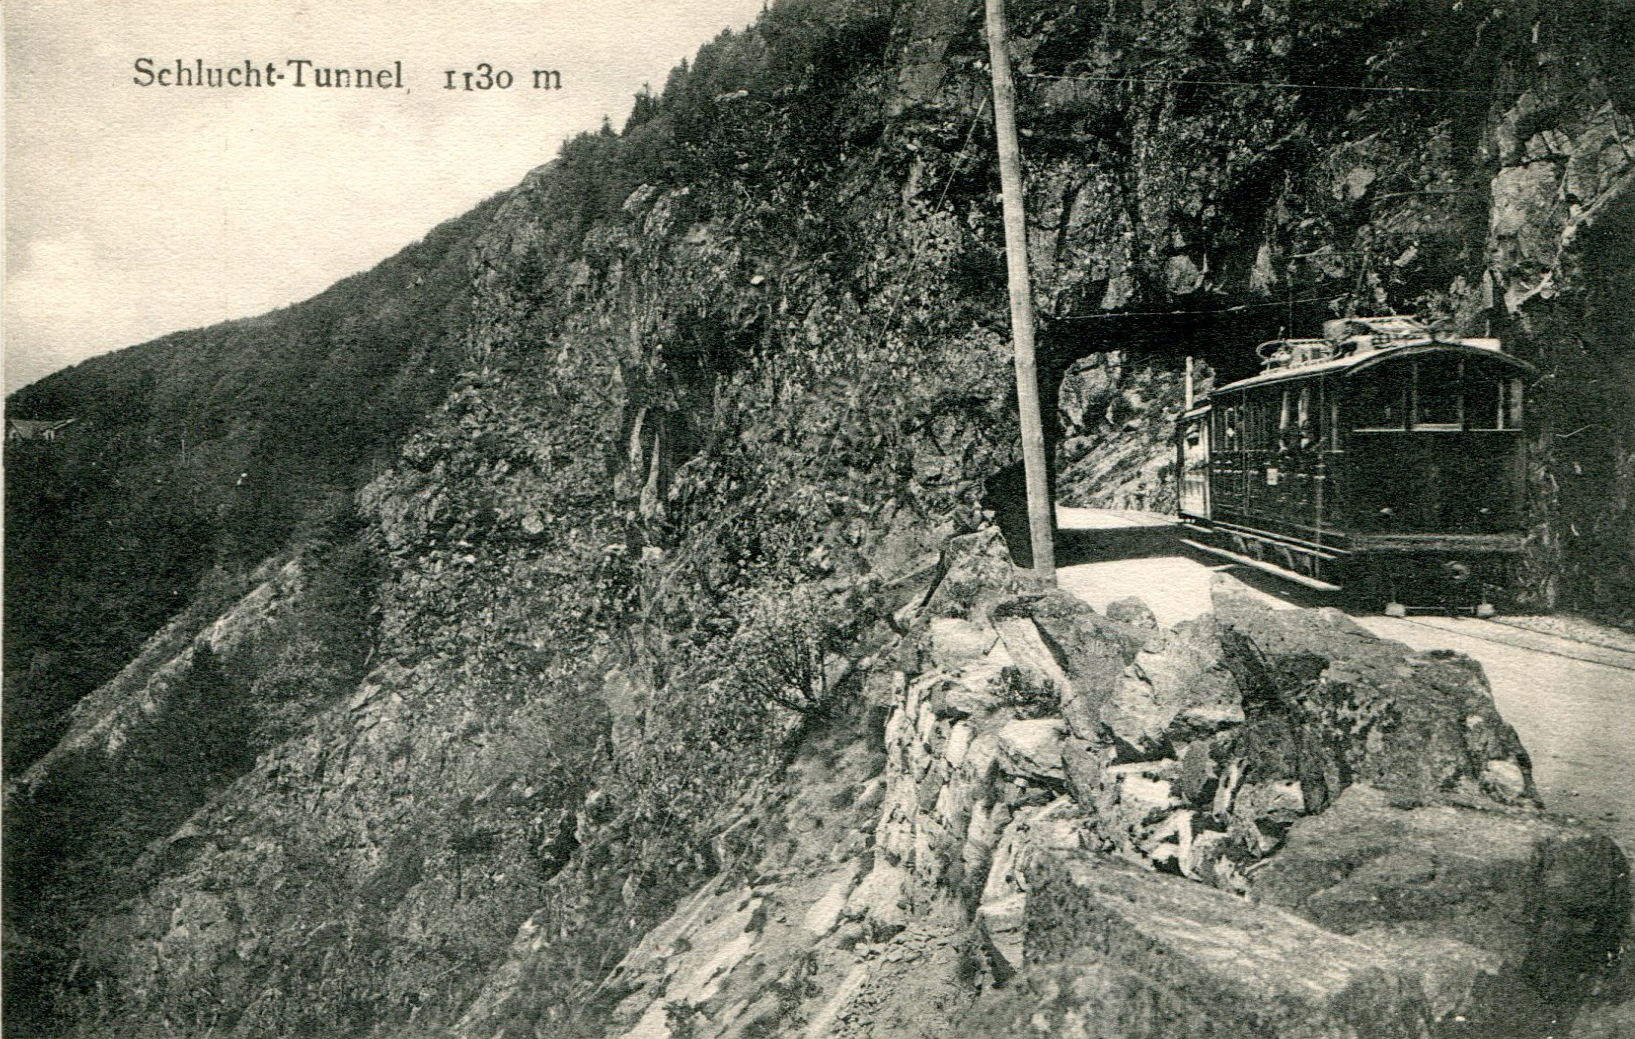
left=985, top=0, right=1055, bottom=586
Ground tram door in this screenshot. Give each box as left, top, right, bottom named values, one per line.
left=1178, top=410, right=1211, bottom=519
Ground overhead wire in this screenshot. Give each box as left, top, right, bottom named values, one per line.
left=1053, top=294, right=1347, bottom=321
left=1022, top=72, right=1482, bottom=95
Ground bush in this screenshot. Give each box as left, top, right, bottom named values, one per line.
left=995, top=665, right=1060, bottom=719
left=709, top=579, right=873, bottom=717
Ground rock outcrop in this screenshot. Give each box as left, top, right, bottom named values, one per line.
left=977, top=859, right=1449, bottom=1039
left=1055, top=353, right=1211, bottom=514
left=449, top=531, right=1627, bottom=1039
left=1252, top=785, right=1631, bottom=1024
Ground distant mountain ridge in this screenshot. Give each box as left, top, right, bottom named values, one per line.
left=4, top=192, right=504, bottom=771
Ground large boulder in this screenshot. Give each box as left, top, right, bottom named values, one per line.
left=994, top=720, right=1068, bottom=784
left=990, top=591, right=1144, bottom=741
left=921, top=528, right=1030, bottom=623
left=1062, top=586, right=1548, bottom=881
left=1251, top=785, right=1631, bottom=1021
left=997, top=590, right=1150, bottom=663
left=927, top=617, right=999, bottom=669
left=1098, top=616, right=1242, bottom=760
left=965, top=854, right=1448, bottom=1039
left=974, top=582, right=1557, bottom=887
left=1210, top=578, right=1538, bottom=811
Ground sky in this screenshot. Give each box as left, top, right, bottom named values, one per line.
left=3, top=0, right=768, bottom=394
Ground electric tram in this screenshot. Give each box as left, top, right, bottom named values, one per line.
left=1176, top=316, right=1534, bottom=614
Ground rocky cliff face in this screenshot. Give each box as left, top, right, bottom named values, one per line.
left=8, top=2, right=1632, bottom=1037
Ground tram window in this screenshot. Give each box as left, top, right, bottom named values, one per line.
left=1297, top=385, right=1315, bottom=448
left=1352, top=370, right=1405, bottom=430
left=1473, top=377, right=1525, bottom=429
left=1470, top=379, right=1496, bottom=429
left=1503, top=378, right=1524, bottom=429
left=1414, top=357, right=1464, bottom=429
left=1276, top=387, right=1313, bottom=450
left=1221, top=405, right=1238, bottom=450
left=1250, top=399, right=1271, bottom=449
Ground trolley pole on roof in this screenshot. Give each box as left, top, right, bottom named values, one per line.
left=985, top=0, right=1055, bottom=587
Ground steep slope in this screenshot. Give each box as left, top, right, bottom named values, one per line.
left=7, top=2, right=1632, bottom=1037
left=3, top=197, right=497, bottom=1031
left=4, top=196, right=502, bottom=771
left=455, top=536, right=1626, bottom=1039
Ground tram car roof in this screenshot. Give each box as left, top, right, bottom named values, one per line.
left=1206, top=316, right=1536, bottom=400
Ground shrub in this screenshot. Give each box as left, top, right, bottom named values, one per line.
left=995, top=665, right=1060, bottom=719
left=710, top=579, right=873, bottom=717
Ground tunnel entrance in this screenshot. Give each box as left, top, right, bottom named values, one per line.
left=982, top=299, right=1336, bottom=568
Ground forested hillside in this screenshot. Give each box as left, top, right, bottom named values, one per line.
left=5, top=2, right=1631, bottom=1037
left=5, top=197, right=500, bottom=770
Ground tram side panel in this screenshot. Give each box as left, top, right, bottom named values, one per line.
left=1204, top=383, right=1337, bottom=543
left=1183, top=340, right=1533, bottom=607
